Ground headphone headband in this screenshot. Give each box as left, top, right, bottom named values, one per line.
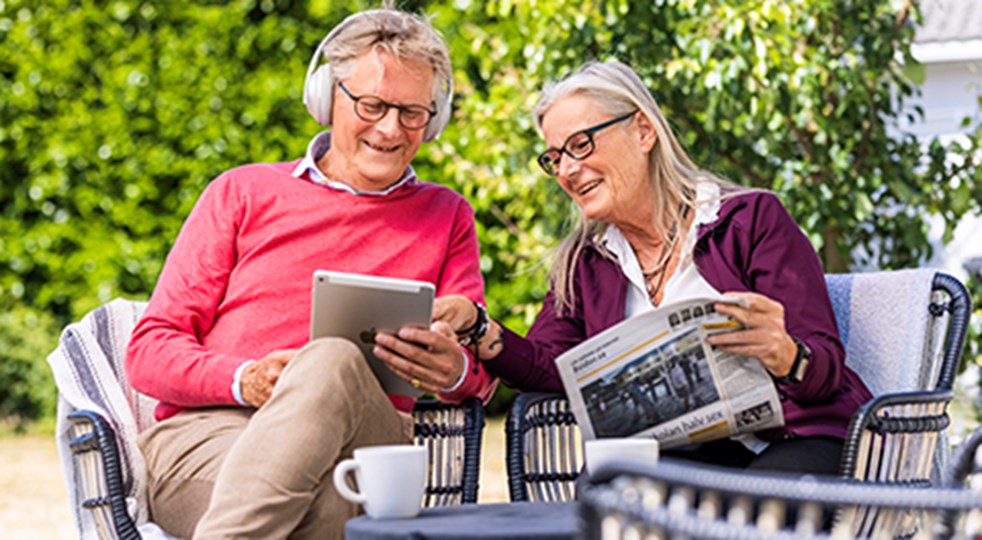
left=302, top=10, right=453, bottom=142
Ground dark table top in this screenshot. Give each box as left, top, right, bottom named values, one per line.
left=345, top=501, right=580, bottom=540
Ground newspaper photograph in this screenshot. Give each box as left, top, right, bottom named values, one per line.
left=555, top=296, right=784, bottom=449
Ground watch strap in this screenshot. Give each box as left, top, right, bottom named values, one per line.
left=776, top=336, right=811, bottom=384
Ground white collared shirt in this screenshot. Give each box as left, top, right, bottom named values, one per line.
left=602, top=182, right=769, bottom=454
left=602, top=181, right=723, bottom=317
left=289, top=131, right=417, bottom=196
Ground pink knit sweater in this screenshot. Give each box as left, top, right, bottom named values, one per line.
left=126, top=160, right=493, bottom=421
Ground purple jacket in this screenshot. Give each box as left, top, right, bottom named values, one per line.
left=490, top=191, right=872, bottom=440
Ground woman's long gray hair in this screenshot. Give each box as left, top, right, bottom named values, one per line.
left=533, top=60, right=740, bottom=315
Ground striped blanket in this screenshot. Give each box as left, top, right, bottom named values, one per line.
left=47, top=298, right=174, bottom=539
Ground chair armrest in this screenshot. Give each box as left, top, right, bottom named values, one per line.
left=948, top=427, right=982, bottom=488
left=412, top=398, right=485, bottom=505
left=930, top=273, right=973, bottom=391
left=505, top=392, right=579, bottom=502
left=839, top=389, right=954, bottom=480
left=67, top=410, right=142, bottom=540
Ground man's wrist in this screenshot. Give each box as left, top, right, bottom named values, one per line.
left=439, top=350, right=469, bottom=393
left=231, top=360, right=256, bottom=406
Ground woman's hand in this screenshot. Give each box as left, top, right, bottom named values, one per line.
left=707, top=292, right=797, bottom=378
left=433, top=295, right=477, bottom=333
left=372, top=321, right=464, bottom=393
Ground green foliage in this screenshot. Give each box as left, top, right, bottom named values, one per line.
left=0, top=0, right=364, bottom=424
left=0, top=305, right=59, bottom=431
left=1, top=0, right=980, bottom=423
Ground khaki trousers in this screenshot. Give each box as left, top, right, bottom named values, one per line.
left=138, top=338, right=413, bottom=539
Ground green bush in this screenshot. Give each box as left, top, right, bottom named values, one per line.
left=1, top=0, right=979, bottom=425
left=0, top=305, right=59, bottom=431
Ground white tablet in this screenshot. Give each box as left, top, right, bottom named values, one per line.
left=310, top=270, right=435, bottom=397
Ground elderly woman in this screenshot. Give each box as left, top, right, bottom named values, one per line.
left=436, top=60, right=872, bottom=474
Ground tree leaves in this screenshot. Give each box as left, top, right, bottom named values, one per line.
left=1, top=0, right=979, bottom=424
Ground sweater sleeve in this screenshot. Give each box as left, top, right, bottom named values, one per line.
left=436, top=199, right=497, bottom=404
left=742, top=194, right=846, bottom=403
left=126, top=174, right=251, bottom=408
left=484, top=276, right=593, bottom=393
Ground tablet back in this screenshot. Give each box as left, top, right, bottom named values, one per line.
left=310, top=270, right=434, bottom=397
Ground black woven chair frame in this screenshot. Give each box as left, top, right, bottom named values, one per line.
left=68, top=397, right=484, bottom=539
left=505, top=391, right=582, bottom=502
left=580, top=457, right=982, bottom=540
left=507, top=272, right=973, bottom=503
left=412, top=397, right=485, bottom=507
left=69, top=410, right=141, bottom=540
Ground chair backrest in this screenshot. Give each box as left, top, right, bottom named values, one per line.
left=48, top=299, right=156, bottom=539
left=506, top=270, right=973, bottom=504
left=825, top=269, right=967, bottom=396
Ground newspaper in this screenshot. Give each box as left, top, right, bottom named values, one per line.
left=555, top=296, right=783, bottom=449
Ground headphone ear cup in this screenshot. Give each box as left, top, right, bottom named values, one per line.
left=305, top=64, right=334, bottom=126
left=423, top=80, right=453, bottom=142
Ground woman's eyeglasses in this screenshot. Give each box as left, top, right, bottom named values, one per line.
left=338, top=82, right=436, bottom=131
left=537, top=112, right=636, bottom=176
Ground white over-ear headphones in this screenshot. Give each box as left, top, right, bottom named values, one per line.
left=302, top=10, right=453, bottom=142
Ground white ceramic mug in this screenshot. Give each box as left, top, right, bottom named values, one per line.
left=332, top=444, right=428, bottom=519
left=584, top=437, right=660, bottom=477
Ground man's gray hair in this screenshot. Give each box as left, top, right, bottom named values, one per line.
left=323, top=7, right=452, bottom=106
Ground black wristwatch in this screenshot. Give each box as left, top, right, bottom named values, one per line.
left=776, top=337, right=811, bottom=384
left=457, top=301, right=488, bottom=347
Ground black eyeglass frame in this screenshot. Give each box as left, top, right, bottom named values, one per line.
left=337, top=81, right=437, bottom=131
left=537, top=111, right=637, bottom=175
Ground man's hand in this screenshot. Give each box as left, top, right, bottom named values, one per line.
left=706, top=292, right=797, bottom=378
left=373, top=321, right=464, bottom=393
left=240, top=349, right=297, bottom=408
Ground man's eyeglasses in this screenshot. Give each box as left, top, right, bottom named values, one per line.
left=537, top=112, right=636, bottom=176
left=338, top=82, right=436, bottom=131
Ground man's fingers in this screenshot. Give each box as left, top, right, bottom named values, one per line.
left=375, top=330, right=427, bottom=358
left=268, top=349, right=296, bottom=365
left=374, top=329, right=462, bottom=389
left=392, top=326, right=457, bottom=355
left=374, top=345, right=440, bottom=391
left=385, top=363, right=440, bottom=394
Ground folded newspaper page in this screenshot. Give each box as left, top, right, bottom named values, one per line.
left=555, top=296, right=783, bottom=449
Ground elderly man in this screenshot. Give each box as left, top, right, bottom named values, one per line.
left=126, top=7, right=494, bottom=539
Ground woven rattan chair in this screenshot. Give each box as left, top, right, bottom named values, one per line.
left=506, top=270, right=972, bottom=509
left=579, top=454, right=982, bottom=540
left=50, top=299, right=485, bottom=540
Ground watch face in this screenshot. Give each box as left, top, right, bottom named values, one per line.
left=789, top=338, right=811, bottom=382
left=792, top=357, right=809, bottom=382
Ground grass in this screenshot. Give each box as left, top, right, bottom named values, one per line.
left=0, top=434, right=74, bottom=539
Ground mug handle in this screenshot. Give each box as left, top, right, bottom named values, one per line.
left=332, top=458, right=366, bottom=504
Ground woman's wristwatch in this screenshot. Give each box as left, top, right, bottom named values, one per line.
left=776, top=337, right=811, bottom=383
